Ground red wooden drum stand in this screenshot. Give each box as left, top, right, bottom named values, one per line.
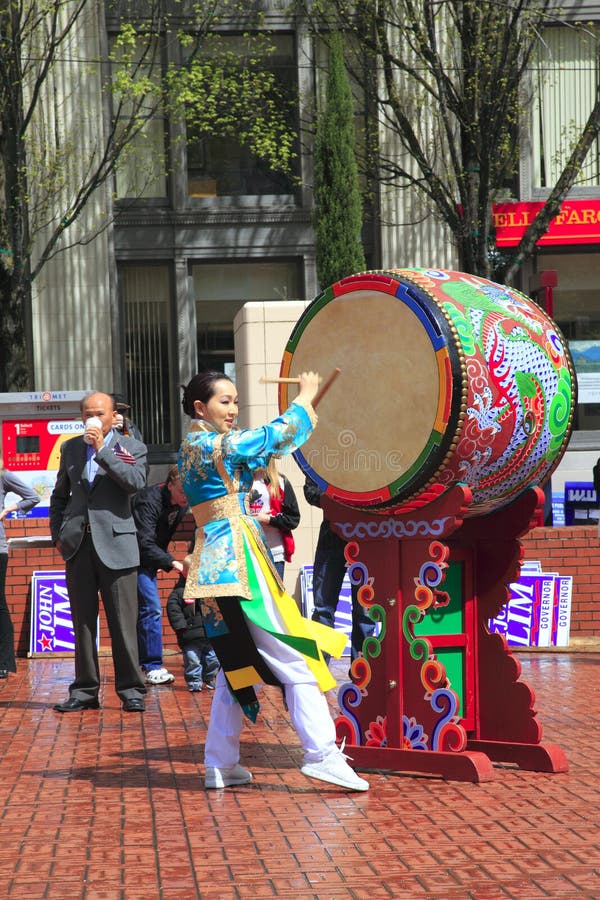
left=324, top=488, right=568, bottom=783
left=279, top=268, right=574, bottom=781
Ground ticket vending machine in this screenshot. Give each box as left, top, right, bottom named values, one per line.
left=0, top=391, right=87, bottom=516
left=0, top=392, right=90, bottom=658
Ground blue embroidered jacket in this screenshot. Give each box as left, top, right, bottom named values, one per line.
left=178, top=400, right=315, bottom=599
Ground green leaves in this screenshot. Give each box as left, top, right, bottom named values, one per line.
left=174, top=29, right=296, bottom=174
left=109, top=22, right=297, bottom=177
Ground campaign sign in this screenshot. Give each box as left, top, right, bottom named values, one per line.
left=29, top=570, right=100, bottom=655
left=555, top=576, right=573, bottom=648
left=551, top=492, right=565, bottom=527
left=563, top=481, right=598, bottom=525
left=301, top=565, right=353, bottom=656
left=488, top=561, right=573, bottom=648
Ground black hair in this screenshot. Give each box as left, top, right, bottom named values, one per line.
left=111, top=392, right=131, bottom=411
left=180, top=371, right=233, bottom=417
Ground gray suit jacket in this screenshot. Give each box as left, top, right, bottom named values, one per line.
left=49, top=431, right=147, bottom=569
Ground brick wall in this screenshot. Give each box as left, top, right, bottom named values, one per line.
left=6, top=515, right=195, bottom=659
left=5, top=518, right=598, bottom=659
left=520, top=525, right=599, bottom=636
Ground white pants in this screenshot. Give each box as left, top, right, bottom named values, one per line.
left=204, top=616, right=338, bottom=768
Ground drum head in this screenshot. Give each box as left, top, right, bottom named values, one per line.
left=281, top=280, right=458, bottom=507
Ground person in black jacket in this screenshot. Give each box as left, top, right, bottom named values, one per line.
left=166, top=576, right=219, bottom=691
left=132, top=466, right=189, bottom=685
left=304, top=475, right=375, bottom=662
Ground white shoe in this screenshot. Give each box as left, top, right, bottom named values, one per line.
left=205, top=763, right=253, bottom=789
left=301, top=742, right=369, bottom=792
left=145, top=668, right=175, bottom=685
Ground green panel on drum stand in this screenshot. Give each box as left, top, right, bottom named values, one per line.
left=413, top=562, right=464, bottom=636
left=411, top=561, right=466, bottom=719
left=435, top=648, right=464, bottom=717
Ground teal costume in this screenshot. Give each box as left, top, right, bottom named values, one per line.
left=178, top=399, right=345, bottom=720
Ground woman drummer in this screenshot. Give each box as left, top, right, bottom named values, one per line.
left=178, top=369, right=368, bottom=792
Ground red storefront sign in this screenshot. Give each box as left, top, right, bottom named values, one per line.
left=493, top=199, right=600, bottom=247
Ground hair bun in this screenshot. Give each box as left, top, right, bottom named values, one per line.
left=181, top=370, right=230, bottom=418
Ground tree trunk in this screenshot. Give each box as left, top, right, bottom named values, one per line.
left=0, top=267, right=31, bottom=391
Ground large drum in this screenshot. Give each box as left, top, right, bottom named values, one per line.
left=280, top=268, right=576, bottom=516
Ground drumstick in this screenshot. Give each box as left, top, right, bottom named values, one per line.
left=312, top=367, right=342, bottom=408
left=259, top=377, right=306, bottom=384
left=259, top=368, right=341, bottom=407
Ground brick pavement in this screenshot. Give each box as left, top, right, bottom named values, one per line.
left=0, top=653, right=598, bottom=899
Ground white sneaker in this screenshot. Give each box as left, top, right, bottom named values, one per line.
left=145, top=668, right=175, bottom=685
left=301, top=743, right=369, bottom=792
left=205, top=763, right=253, bottom=789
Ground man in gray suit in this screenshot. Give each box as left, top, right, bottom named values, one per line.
left=50, top=391, right=148, bottom=712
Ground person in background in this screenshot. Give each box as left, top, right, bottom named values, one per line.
left=304, top=475, right=376, bottom=664
left=248, top=457, right=300, bottom=579
left=167, top=570, right=219, bottom=692
left=50, top=391, right=148, bottom=713
left=0, top=458, right=41, bottom=679
left=178, top=369, right=368, bottom=792
left=132, top=466, right=189, bottom=685
left=112, top=393, right=144, bottom=442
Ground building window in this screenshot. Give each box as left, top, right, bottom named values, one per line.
left=532, top=26, right=600, bottom=190
left=540, top=252, right=600, bottom=431
left=192, top=261, right=301, bottom=375
left=119, top=264, right=174, bottom=445
left=186, top=34, right=299, bottom=198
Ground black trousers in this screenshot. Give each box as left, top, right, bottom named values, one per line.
left=0, top=553, right=16, bottom=672
left=310, top=522, right=376, bottom=661
left=65, top=534, right=146, bottom=702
